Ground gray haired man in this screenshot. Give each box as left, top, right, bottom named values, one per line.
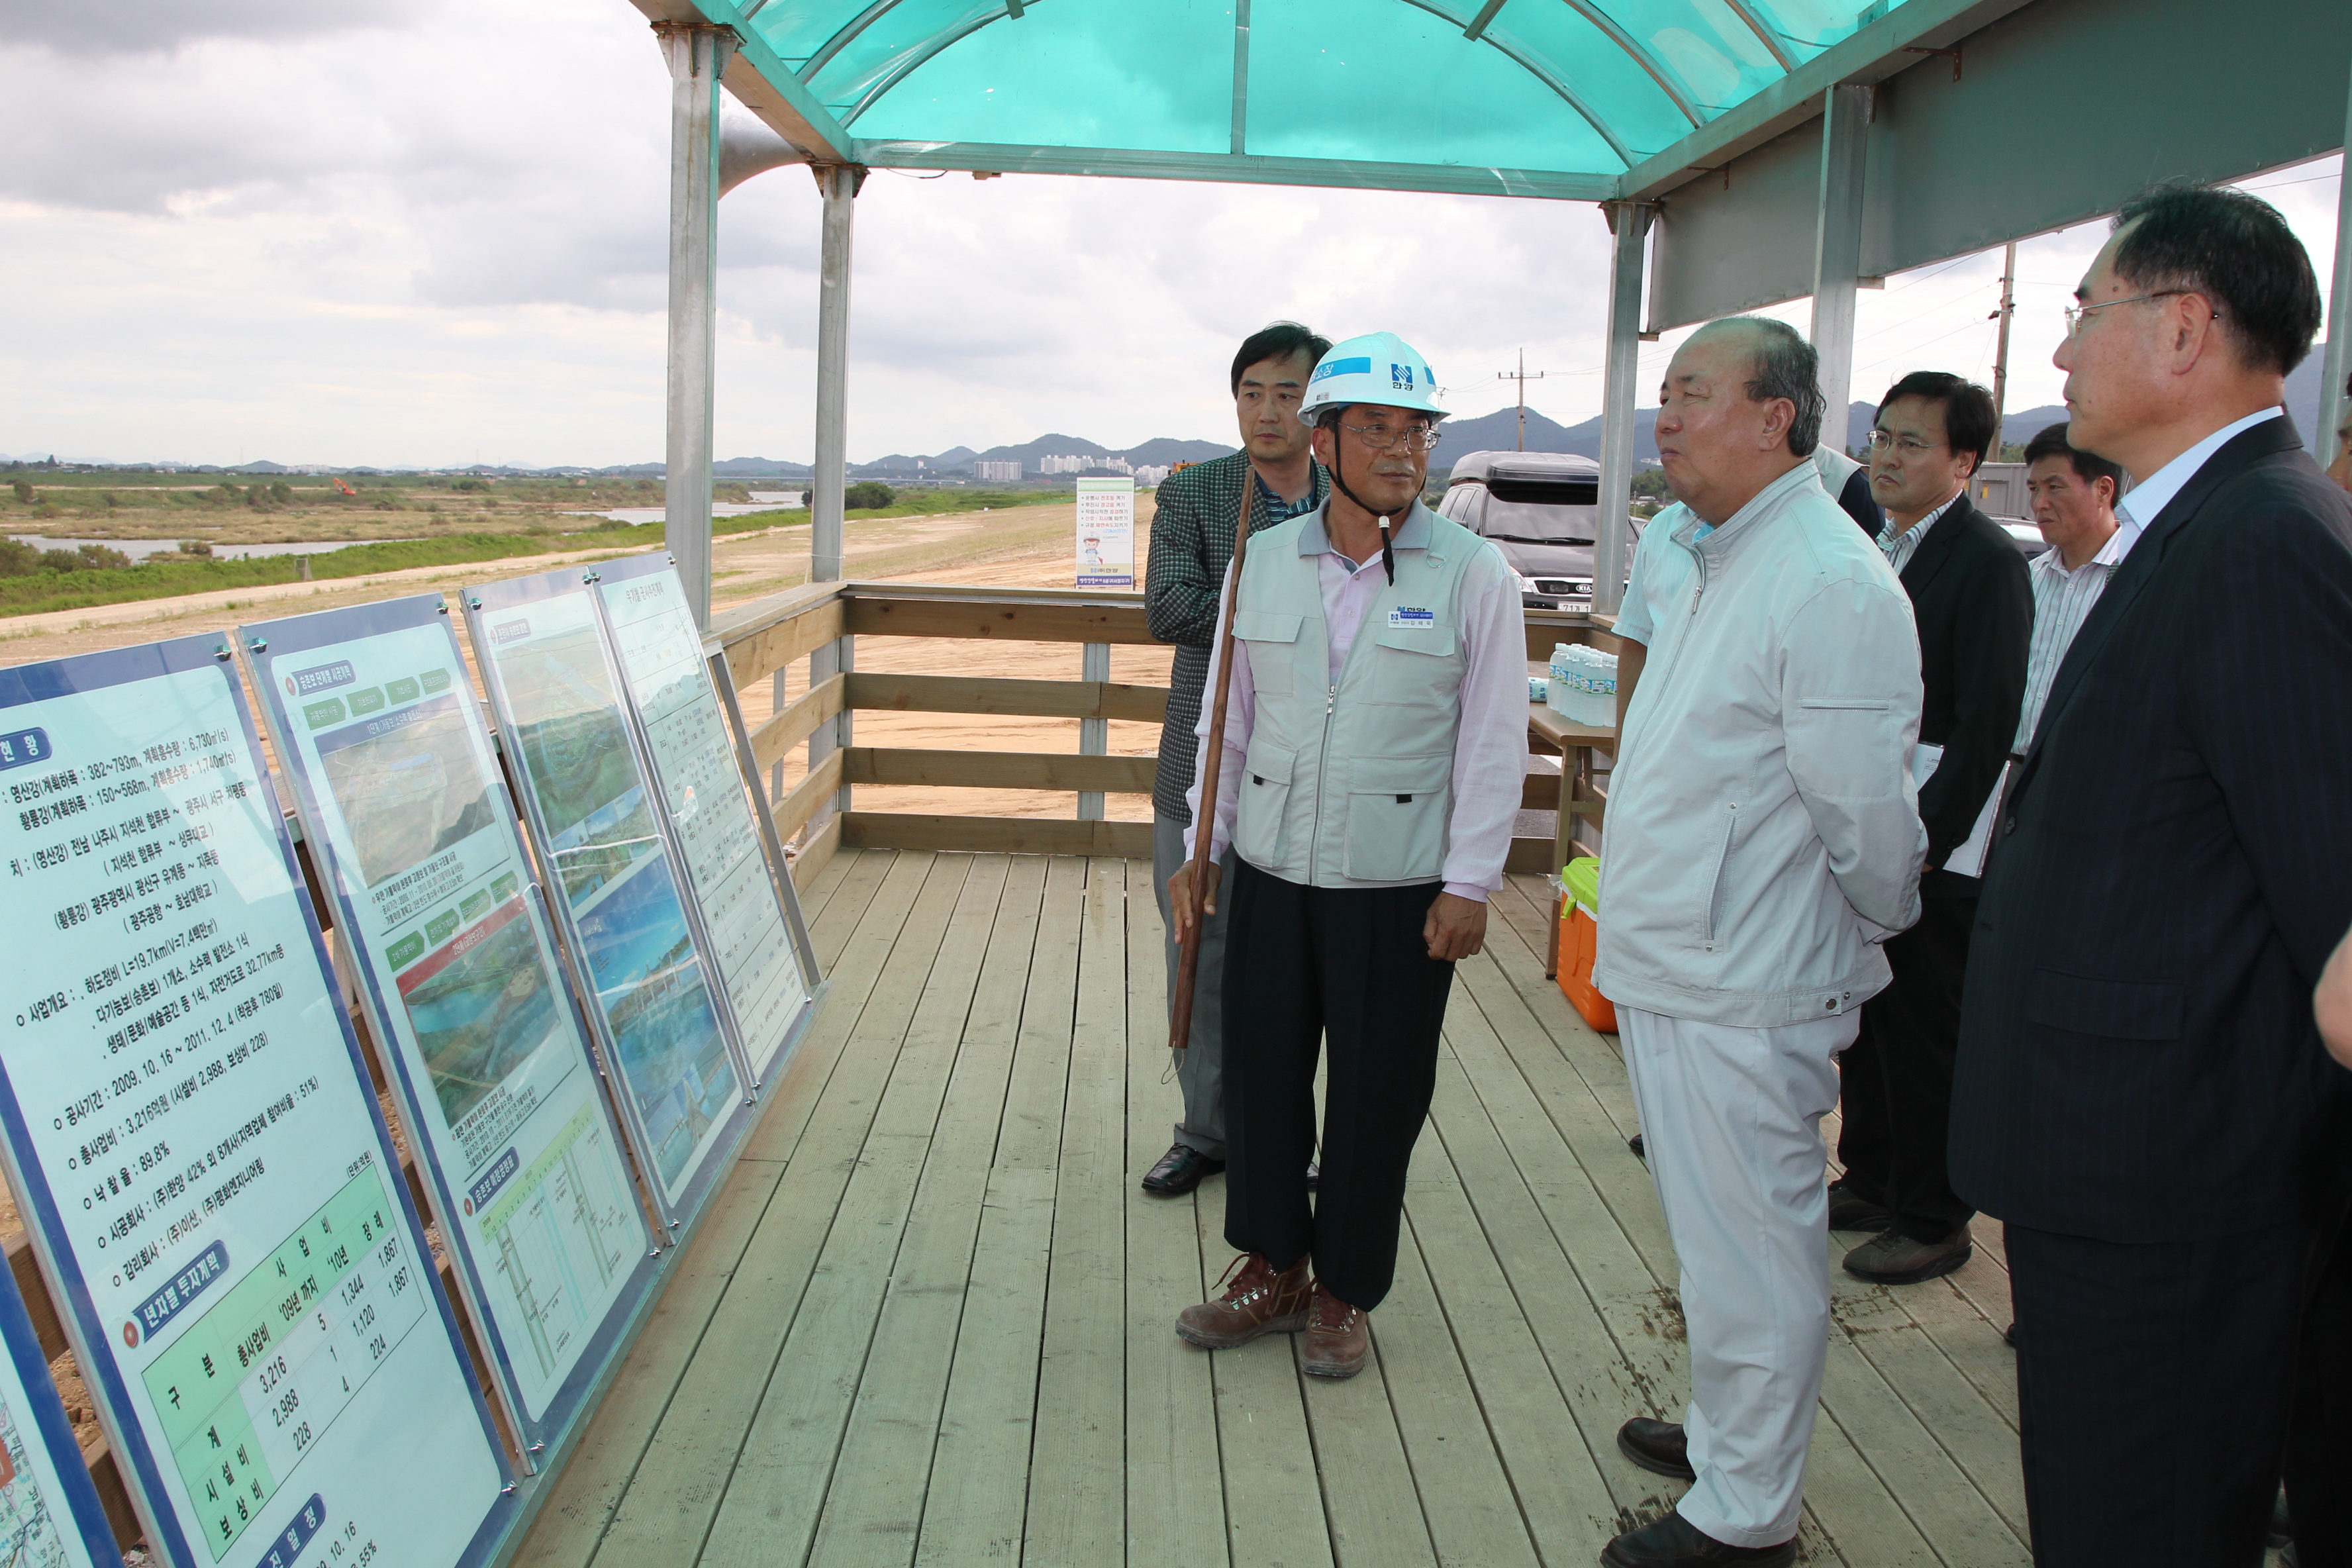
left=1594, top=317, right=1926, bottom=1568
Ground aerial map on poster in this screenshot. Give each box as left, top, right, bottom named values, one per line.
left=0, top=637, right=509, bottom=1568
left=596, top=566, right=807, bottom=1081
left=0, top=1265, right=121, bottom=1568
left=468, top=587, right=744, bottom=1212
left=243, top=601, right=654, bottom=1431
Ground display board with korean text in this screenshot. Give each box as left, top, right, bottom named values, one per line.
left=239, top=597, right=659, bottom=1446
left=462, top=570, right=753, bottom=1227
left=592, top=558, right=811, bottom=1083
left=0, top=1255, right=123, bottom=1568
left=0, top=635, right=513, bottom=1568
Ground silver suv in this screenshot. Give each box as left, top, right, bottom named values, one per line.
left=1435, top=450, right=1637, bottom=609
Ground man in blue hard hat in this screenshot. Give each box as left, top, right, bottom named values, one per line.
left=1166, top=332, right=1528, bottom=1379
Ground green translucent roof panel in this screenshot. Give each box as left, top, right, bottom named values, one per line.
left=747, top=0, right=1922, bottom=179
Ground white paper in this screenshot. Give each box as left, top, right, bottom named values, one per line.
left=1075, top=478, right=1136, bottom=588
left=1907, top=742, right=2006, bottom=879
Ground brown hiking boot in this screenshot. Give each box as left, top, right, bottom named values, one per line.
left=1175, top=1253, right=1312, bottom=1349
left=1300, top=1283, right=1369, bottom=1379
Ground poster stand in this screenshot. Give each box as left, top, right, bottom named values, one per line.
left=459, top=567, right=758, bottom=1234
left=705, top=652, right=824, bottom=1028
left=0, top=1253, right=125, bottom=1568
left=236, top=595, right=663, bottom=1465
left=584, top=554, right=819, bottom=1088
left=0, top=634, right=516, bottom=1568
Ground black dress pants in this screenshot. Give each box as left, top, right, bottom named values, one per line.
left=1220, top=856, right=1455, bottom=1311
left=2006, top=1218, right=2308, bottom=1567
left=1836, top=891, right=1976, bottom=1242
left=2286, top=1202, right=2352, bottom=1566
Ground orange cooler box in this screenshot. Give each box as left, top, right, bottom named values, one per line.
left=1557, top=857, right=1617, bottom=1032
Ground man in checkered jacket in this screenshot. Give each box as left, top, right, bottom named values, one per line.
left=1139, top=322, right=1329, bottom=1197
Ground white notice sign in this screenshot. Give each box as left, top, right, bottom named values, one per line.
left=1075, top=477, right=1136, bottom=588
left=0, top=635, right=511, bottom=1568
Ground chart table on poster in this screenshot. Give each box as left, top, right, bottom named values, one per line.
left=598, top=569, right=805, bottom=1078
left=137, top=1167, right=427, bottom=1553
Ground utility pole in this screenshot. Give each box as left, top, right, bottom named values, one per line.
left=1496, top=349, right=1549, bottom=450
left=1988, top=240, right=2018, bottom=458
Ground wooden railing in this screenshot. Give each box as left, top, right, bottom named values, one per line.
left=710, top=581, right=1619, bottom=880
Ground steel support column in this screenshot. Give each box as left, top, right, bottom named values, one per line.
left=660, top=23, right=730, bottom=630
left=811, top=165, right=860, bottom=584
left=2320, top=56, right=2352, bottom=466
left=1077, top=642, right=1110, bottom=820
left=1594, top=200, right=1652, bottom=617
left=1810, top=83, right=1870, bottom=449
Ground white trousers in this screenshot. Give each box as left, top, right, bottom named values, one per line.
left=1618, top=1004, right=1855, bottom=1549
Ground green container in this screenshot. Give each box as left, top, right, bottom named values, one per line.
left=1563, top=856, right=1603, bottom=918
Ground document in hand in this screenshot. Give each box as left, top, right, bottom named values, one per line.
left=1907, top=742, right=2009, bottom=880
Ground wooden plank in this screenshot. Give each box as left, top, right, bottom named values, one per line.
left=846, top=671, right=1170, bottom=723
left=1359, top=1200, right=1540, bottom=1568
left=845, top=595, right=1160, bottom=646
left=790, top=811, right=844, bottom=891
left=1293, top=1306, right=1440, bottom=1568
left=1505, top=836, right=1559, bottom=875
left=721, top=595, right=846, bottom=689
left=803, top=857, right=1046, bottom=1568
left=845, top=746, right=1157, bottom=795
left=1193, top=1183, right=1334, bottom=1568
left=697, top=854, right=1009, bottom=1568
left=748, top=672, right=846, bottom=773
left=1121, top=858, right=1231, bottom=1568
left=4, top=1230, right=66, bottom=1361
left=772, top=747, right=847, bottom=844
left=508, top=1159, right=787, bottom=1568
left=1827, top=1271, right=2030, bottom=1548
left=1408, top=1063, right=1664, bottom=1546
left=591, top=854, right=955, bottom=1563
left=912, top=857, right=1091, bottom=1567
left=842, top=812, right=1154, bottom=859
left=1023, top=860, right=1132, bottom=1566
left=1524, top=613, right=1625, bottom=664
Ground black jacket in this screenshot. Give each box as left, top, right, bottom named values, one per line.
left=1901, top=495, right=2030, bottom=891
left=1950, top=417, right=2352, bottom=1243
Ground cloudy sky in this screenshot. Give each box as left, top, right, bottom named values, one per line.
left=0, top=0, right=2340, bottom=469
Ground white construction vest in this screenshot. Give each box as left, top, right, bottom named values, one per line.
left=1228, top=502, right=1487, bottom=888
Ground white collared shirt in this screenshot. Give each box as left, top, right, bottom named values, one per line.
left=1875, top=491, right=1962, bottom=577
left=2012, top=514, right=2143, bottom=750
left=2114, top=407, right=2284, bottom=531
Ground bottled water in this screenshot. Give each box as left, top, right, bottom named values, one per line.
left=1546, top=643, right=1618, bottom=728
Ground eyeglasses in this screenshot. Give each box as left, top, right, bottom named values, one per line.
left=1865, top=430, right=1945, bottom=456
left=2063, top=289, right=2218, bottom=338
left=1337, top=422, right=1442, bottom=453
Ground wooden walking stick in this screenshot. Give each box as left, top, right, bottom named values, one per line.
left=1168, top=460, right=1259, bottom=1054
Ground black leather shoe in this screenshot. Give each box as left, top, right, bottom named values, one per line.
left=1826, top=1177, right=1894, bottom=1233
left=1601, top=1510, right=1795, bottom=1567
left=1616, top=1417, right=1696, bottom=1481
left=2003, top=1321, right=2017, bottom=1349
left=1141, top=1144, right=1224, bottom=1196
left=1629, top=1132, right=1646, bottom=1161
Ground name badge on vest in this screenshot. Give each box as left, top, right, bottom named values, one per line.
left=1387, top=607, right=1436, bottom=630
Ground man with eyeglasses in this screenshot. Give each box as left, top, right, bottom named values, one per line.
left=1140, top=321, right=1332, bottom=1199
left=1166, top=332, right=1526, bottom=1381
left=1828, top=373, right=2028, bottom=1290
left=1948, top=184, right=2352, bottom=1566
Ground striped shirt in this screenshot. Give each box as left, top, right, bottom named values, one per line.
left=1875, top=492, right=1961, bottom=576
left=2013, top=517, right=2141, bottom=750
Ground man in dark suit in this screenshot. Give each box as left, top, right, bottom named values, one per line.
left=1949, top=184, right=2352, bottom=1567
left=1832, top=372, right=2029, bottom=1285
left=1138, top=322, right=1329, bottom=1197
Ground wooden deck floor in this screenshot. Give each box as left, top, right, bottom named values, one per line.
left=514, top=848, right=2034, bottom=1568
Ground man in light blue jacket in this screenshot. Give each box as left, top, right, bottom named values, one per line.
left=1594, top=318, right=1926, bottom=1568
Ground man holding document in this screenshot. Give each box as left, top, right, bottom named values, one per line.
left=1830, top=371, right=2030, bottom=1285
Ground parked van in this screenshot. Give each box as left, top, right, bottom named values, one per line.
left=1436, top=450, right=1638, bottom=609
